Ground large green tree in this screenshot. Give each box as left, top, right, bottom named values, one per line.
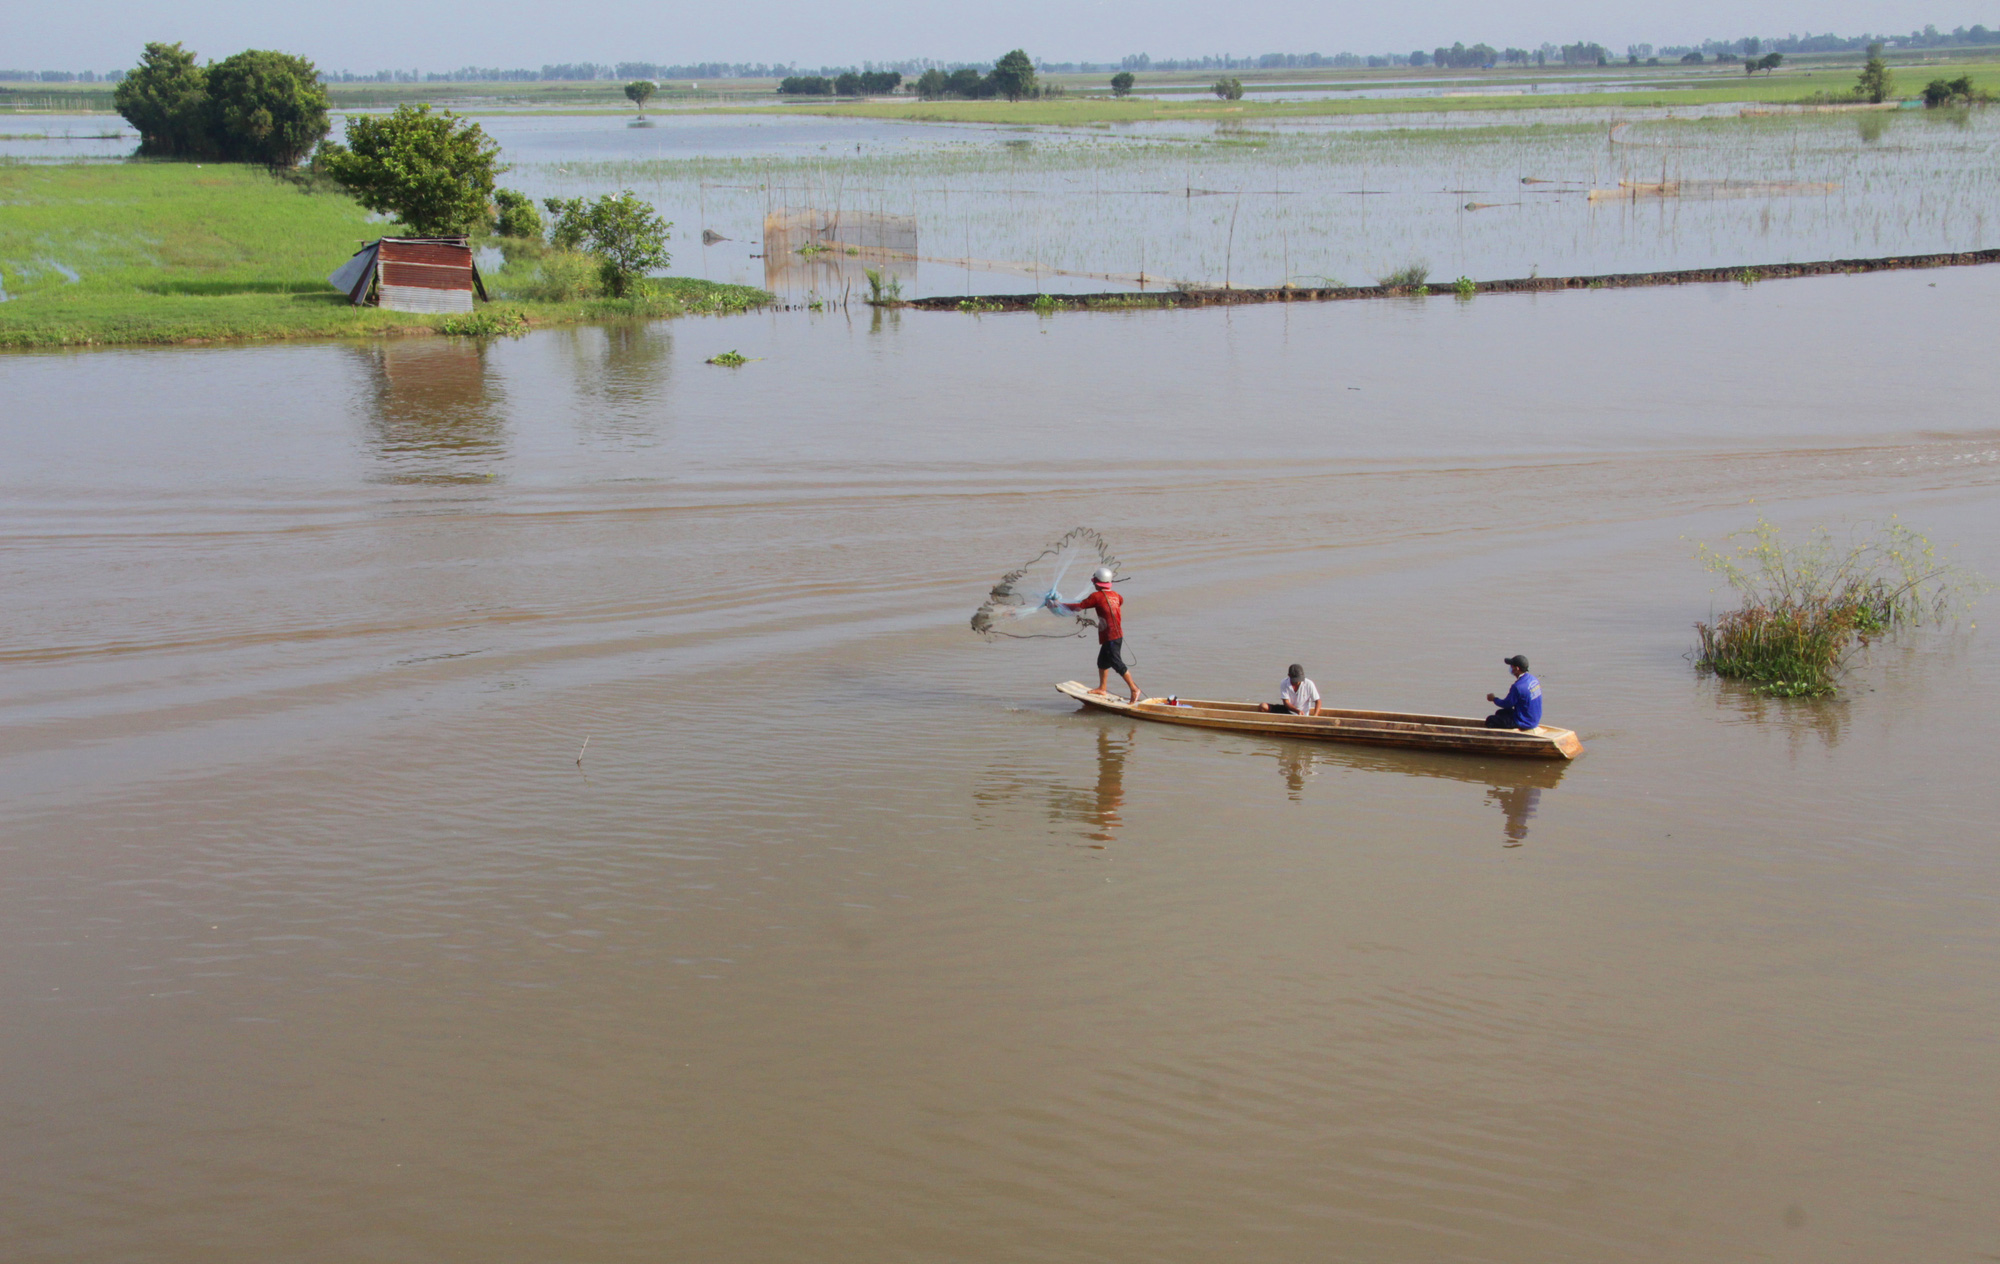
left=206, top=50, right=329, bottom=165
left=113, top=42, right=210, bottom=157
left=989, top=49, right=1037, bottom=101
left=318, top=105, right=505, bottom=236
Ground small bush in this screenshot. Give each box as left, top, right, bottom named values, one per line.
left=1452, top=275, right=1476, bottom=297
left=1213, top=77, right=1245, bottom=101
left=1692, top=517, right=1982, bottom=695
left=1377, top=261, right=1431, bottom=290
left=495, top=249, right=604, bottom=301
left=863, top=267, right=903, bottom=303
left=539, top=190, right=671, bottom=296
left=492, top=188, right=541, bottom=238
left=438, top=308, right=529, bottom=337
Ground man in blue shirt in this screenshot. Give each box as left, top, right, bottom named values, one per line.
left=1484, top=655, right=1544, bottom=730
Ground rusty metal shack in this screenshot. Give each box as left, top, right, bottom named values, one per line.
left=328, top=237, right=488, bottom=314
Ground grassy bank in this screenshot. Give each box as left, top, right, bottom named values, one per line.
left=0, top=161, right=768, bottom=348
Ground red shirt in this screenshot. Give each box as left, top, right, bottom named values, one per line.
left=1071, top=588, right=1123, bottom=643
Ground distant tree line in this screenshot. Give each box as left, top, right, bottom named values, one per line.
left=910, top=52, right=1043, bottom=101
left=777, top=71, right=903, bottom=95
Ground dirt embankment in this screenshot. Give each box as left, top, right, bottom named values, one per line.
left=897, top=248, right=2000, bottom=313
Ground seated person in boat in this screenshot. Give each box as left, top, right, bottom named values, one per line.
left=1485, top=655, right=1543, bottom=730
left=1260, top=664, right=1322, bottom=715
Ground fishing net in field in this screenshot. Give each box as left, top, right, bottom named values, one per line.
left=971, top=528, right=1121, bottom=640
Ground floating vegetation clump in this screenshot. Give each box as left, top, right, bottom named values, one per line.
left=971, top=527, right=1119, bottom=639
left=705, top=349, right=749, bottom=366
left=1692, top=517, right=1983, bottom=696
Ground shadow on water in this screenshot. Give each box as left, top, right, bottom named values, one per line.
left=354, top=340, right=508, bottom=485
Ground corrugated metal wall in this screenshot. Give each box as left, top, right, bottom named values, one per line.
left=377, top=285, right=476, bottom=314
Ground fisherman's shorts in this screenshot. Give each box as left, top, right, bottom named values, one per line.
left=1097, top=638, right=1127, bottom=674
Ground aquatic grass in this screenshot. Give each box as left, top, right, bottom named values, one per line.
left=1692, top=517, right=1983, bottom=695
left=1378, top=260, right=1431, bottom=288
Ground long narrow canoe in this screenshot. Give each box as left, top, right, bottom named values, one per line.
left=1056, top=680, right=1584, bottom=760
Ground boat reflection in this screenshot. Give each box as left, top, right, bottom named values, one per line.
left=354, top=340, right=508, bottom=484
left=1255, top=735, right=1569, bottom=845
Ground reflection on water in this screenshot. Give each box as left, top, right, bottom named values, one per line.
left=762, top=250, right=915, bottom=303
left=560, top=323, right=673, bottom=442
left=1260, top=735, right=1566, bottom=841
left=1082, top=726, right=1129, bottom=842
left=1487, top=783, right=1542, bottom=846
left=1709, top=679, right=1850, bottom=751
left=356, top=340, right=507, bottom=484
left=974, top=723, right=1131, bottom=846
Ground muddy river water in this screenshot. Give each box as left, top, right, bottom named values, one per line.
left=4, top=269, right=1999, bottom=1261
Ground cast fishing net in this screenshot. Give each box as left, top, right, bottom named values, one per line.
left=971, top=527, right=1121, bottom=640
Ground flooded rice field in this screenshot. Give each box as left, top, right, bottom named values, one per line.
left=4, top=267, right=1999, bottom=1261
left=508, top=108, right=2000, bottom=297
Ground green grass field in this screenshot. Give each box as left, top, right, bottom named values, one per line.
left=0, top=161, right=767, bottom=348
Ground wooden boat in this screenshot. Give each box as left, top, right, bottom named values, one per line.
left=1056, top=680, right=1583, bottom=760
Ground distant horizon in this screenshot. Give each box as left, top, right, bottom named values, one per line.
left=5, top=19, right=1998, bottom=83
left=8, top=0, right=1999, bottom=80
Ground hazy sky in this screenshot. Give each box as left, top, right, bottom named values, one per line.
left=13, top=0, right=1983, bottom=71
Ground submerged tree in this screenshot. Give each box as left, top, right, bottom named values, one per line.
left=1856, top=43, right=1895, bottom=103
left=114, top=42, right=211, bottom=157
left=317, top=105, right=505, bottom=236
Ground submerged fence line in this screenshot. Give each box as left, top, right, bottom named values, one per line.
left=896, top=247, right=2000, bottom=312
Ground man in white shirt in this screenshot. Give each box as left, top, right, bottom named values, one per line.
left=1260, top=663, right=1322, bottom=716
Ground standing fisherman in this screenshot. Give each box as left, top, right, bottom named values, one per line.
left=1054, top=567, right=1142, bottom=703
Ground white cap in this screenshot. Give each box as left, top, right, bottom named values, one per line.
left=1092, top=566, right=1115, bottom=584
